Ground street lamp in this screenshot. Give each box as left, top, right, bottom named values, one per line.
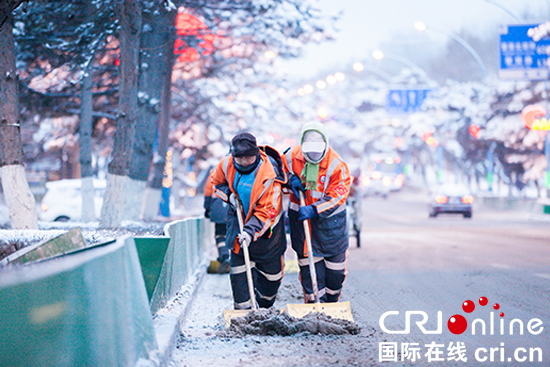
left=316, top=80, right=326, bottom=90
left=372, top=50, right=434, bottom=86
left=414, top=21, right=488, bottom=78
left=303, top=84, right=314, bottom=94
left=353, top=62, right=364, bottom=72
left=326, top=75, right=337, bottom=85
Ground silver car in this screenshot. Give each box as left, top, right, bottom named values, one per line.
left=429, top=185, right=473, bottom=218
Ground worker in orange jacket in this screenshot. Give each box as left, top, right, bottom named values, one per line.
left=284, top=122, right=351, bottom=303
left=211, top=132, right=287, bottom=309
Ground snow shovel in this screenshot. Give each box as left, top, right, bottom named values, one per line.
left=285, top=191, right=354, bottom=322
left=222, top=198, right=258, bottom=327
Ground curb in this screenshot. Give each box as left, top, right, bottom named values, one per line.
left=138, top=262, right=207, bottom=367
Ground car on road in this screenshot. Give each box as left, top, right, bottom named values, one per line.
left=429, top=184, right=473, bottom=218
left=39, top=179, right=105, bottom=222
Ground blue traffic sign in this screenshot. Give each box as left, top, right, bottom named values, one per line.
left=386, top=88, right=431, bottom=114
left=499, top=24, right=550, bottom=80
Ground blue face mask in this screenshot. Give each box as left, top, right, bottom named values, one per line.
left=234, top=154, right=260, bottom=174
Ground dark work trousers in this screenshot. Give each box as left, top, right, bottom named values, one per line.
left=214, top=223, right=228, bottom=261
left=230, top=253, right=284, bottom=309
left=297, top=251, right=347, bottom=303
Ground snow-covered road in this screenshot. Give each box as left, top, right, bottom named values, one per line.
left=170, top=271, right=380, bottom=367
left=170, top=191, right=550, bottom=367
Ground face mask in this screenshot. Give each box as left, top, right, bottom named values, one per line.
left=234, top=154, right=260, bottom=174
left=305, top=151, right=324, bottom=162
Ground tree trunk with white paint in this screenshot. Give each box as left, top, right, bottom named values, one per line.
left=0, top=166, right=38, bottom=229
left=0, top=13, right=38, bottom=229
left=100, top=0, right=141, bottom=227
left=100, top=173, right=130, bottom=226
left=141, top=183, right=162, bottom=220
left=81, top=176, right=95, bottom=221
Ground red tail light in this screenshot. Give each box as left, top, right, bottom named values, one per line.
left=435, top=195, right=448, bottom=204
left=461, top=195, right=473, bottom=204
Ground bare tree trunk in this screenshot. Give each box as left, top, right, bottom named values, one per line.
left=127, top=3, right=173, bottom=221
left=100, top=0, right=141, bottom=227
left=80, top=69, right=96, bottom=222
left=142, top=8, right=176, bottom=220
left=0, top=14, right=38, bottom=229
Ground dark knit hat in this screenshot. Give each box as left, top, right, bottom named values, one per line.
left=230, top=132, right=259, bottom=157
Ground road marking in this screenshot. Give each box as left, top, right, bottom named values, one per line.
left=534, top=273, right=550, bottom=280
left=490, top=263, right=512, bottom=269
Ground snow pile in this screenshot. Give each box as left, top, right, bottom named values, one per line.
left=0, top=221, right=165, bottom=261
left=219, top=308, right=360, bottom=337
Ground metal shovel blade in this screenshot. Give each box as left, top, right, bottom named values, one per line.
left=286, top=301, right=354, bottom=322
left=223, top=309, right=254, bottom=328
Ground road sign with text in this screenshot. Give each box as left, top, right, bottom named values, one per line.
left=386, top=88, right=431, bottom=114
left=499, top=24, right=550, bottom=80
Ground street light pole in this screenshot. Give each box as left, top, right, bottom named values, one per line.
left=372, top=50, right=434, bottom=87
left=415, top=22, right=488, bottom=79
left=353, top=62, right=393, bottom=83
left=482, top=0, right=521, bottom=23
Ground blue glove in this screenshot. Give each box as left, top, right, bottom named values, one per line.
left=298, top=205, right=318, bottom=221
left=289, top=175, right=306, bottom=198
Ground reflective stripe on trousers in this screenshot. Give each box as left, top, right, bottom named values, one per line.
left=230, top=253, right=284, bottom=309
left=297, top=251, right=347, bottom=303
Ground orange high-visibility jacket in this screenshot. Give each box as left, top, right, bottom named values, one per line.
left=284, top=146, right=351, bottom=217
left=211, top=147, right=287, bottom=245
left=284, top=145, right=351, bottom=257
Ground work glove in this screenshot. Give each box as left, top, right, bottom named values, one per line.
left=298, top=205, right=318, bottom=221
left=228, top=193, right=238, bottom=208
left=238, top=231, right=253, bottom=247
left=289, top=175, right=306, bottom=198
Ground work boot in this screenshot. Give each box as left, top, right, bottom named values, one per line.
left=207, top=260, right=220, bottom=274
left=217, top=258, right=230, bottom=274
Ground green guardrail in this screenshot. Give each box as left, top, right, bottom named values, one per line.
left=149, top=217, right=212, bottom=313
left=134, top=237, right=170, bottom=301
left=0, top=236, right=157, bottom=367
left=0, top=217, right=213, bottom=366
left=0, top=227, right=88, bottom=266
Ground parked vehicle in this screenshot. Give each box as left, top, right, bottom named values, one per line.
left=429, top=184, right=473, bottom=219
left=39, top=179, right=106, bottom=222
